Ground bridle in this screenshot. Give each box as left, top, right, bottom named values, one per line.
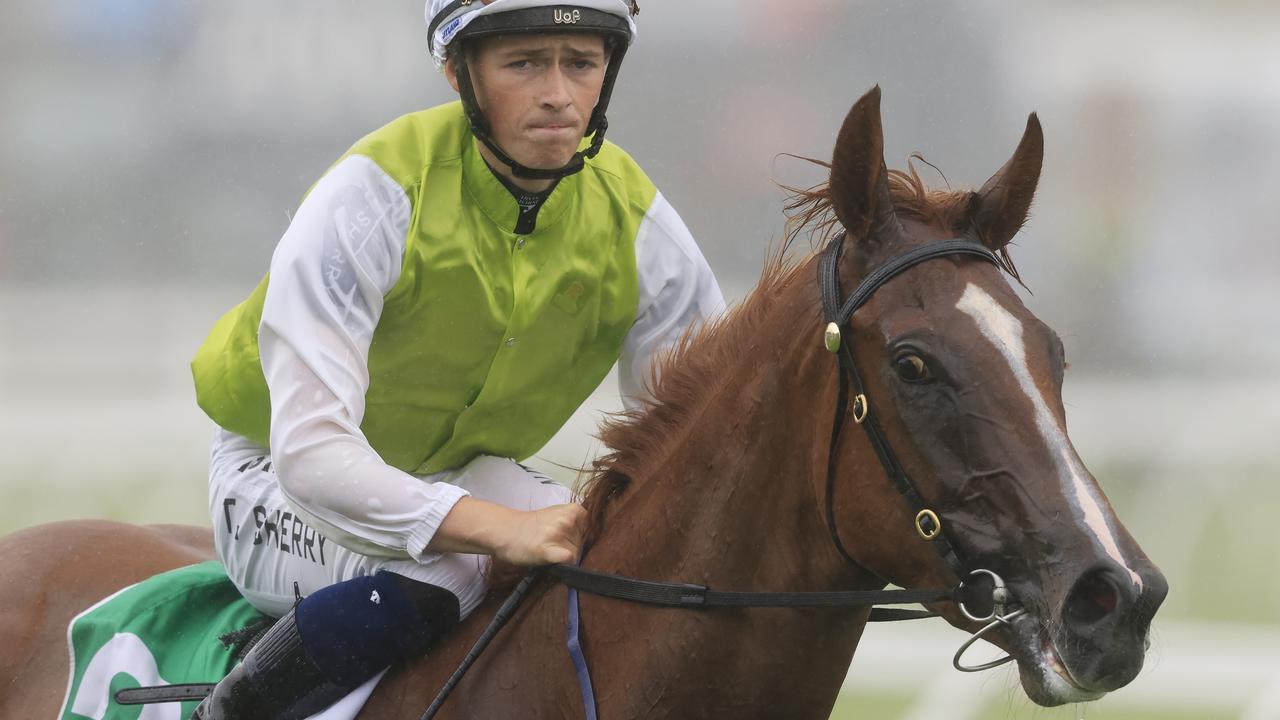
left=818, top=232, right=1030, bottom=668
left=817, top=232, right=994, bottom=578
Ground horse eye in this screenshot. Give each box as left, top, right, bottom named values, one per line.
left=894, top=353, right=931, bottom=383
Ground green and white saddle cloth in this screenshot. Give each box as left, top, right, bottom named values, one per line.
left=58, top=562, right=382, bottom=720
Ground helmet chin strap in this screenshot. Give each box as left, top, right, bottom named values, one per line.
left=454, top=39, right=627, bottom=181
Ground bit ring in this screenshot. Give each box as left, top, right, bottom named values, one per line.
left=958, top=568, right=1011, bottom=623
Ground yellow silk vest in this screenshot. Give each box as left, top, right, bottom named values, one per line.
left=192, top=102, right=652, bottom=474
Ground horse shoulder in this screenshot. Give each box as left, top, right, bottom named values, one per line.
left=358, top=582, right=578, bottom=719
left=0, top=520, right=213, bottom=718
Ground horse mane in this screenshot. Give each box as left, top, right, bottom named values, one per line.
left=577, top=234, right=812, bottom=543
left=577, top=154, right=1020, bottom=543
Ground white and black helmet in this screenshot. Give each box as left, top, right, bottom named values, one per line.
left=425, top=0, right=640, bottom=180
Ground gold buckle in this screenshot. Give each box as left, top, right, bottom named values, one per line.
left=852, top=394, right=868, bottom=423
left=915, top=509, right=942, bottom=541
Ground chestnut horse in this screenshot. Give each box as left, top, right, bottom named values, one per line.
left=0, top=87, right=1166, bottom=719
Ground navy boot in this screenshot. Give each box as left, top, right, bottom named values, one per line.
left=191, top=572, right=460, bottom=720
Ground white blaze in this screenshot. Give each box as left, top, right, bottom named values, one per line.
left=956, top=283, right=1143, bottom=590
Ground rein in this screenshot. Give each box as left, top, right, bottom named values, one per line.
left=546, top=563, right=948, bottom=617
left=420, top=234, right=1018, bottom=719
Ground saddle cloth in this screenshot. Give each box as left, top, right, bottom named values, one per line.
left=58, top=561, right=383, bottom=720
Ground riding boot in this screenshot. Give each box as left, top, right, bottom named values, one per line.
left=191, top=571, right=460, bottom=720
left=190, top=608, right=351, bottom=720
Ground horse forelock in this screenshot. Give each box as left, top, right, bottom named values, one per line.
left=781, top=155, right=1024, bottom=281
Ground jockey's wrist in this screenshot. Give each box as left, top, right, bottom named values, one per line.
left=426, top=496, right=522, bottom=557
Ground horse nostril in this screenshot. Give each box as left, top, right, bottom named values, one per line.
left=1064, top=569, right=1120, bottom=626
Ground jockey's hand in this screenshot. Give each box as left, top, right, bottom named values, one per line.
left=495, top=503, right=587, bottom=567
left=427, top=496, right=586, bottom=566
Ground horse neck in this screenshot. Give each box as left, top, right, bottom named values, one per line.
left=377, top=264, right=887, bottom=719
left=569, top=261, right=878, bottom=715
left=591, top=266, right=854, bottom=585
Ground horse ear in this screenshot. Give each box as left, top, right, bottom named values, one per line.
left=829, top=86, right=901, bottom=243
left=973, top=113, right=1044, bottom=251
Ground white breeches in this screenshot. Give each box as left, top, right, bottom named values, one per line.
left=207, top=429, right=574, bottom=619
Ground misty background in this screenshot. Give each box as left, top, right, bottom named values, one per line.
left=2, top=1, right=1278, bottom=718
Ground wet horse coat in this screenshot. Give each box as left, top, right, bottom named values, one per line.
left=0, top=87, right=1165, bottom=719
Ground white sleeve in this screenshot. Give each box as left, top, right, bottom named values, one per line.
left=259, top=154, right=469, bottom=563
left=619, top=192, right=726, bottom=409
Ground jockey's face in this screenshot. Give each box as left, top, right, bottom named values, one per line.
left=447, top=32, right=608, bottom=190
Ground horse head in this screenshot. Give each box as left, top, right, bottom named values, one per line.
left=817, top=86, right=1168, bottom=706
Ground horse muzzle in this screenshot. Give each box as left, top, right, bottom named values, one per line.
left=1005, top=559, right=1168, bottom=706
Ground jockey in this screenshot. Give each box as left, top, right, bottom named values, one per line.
left=188, top=0, right=723, bottom=717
